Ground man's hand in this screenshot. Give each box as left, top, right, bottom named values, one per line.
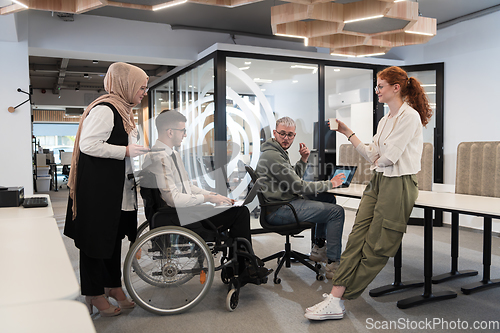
left=330, top=173, right=346, bottom=188
left=204, top=194, right=235, bottom=206
left=299, top=143, right=310, bottom=163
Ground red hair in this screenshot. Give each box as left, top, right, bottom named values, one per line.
left=377, top=66, right=433, bottom=127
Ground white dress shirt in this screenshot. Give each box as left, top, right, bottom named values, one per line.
left=142, top=140, right=212, bottom=207
left=79, top=105, right=136, bottom=211
left=356, top=102, right=423, bottom=177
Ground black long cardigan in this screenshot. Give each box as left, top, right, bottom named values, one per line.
left=64, top=102, right=137, bottom=259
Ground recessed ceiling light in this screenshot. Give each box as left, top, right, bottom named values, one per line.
left=344, top=15, right=383, bottom=24
left=254, top=78, right=273, bottom=83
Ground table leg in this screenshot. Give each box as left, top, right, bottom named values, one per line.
left=397, top=208, right=457, bottom=309
left=461, top=217, right=500, bottom=294
left=369, top=245, right=423, bottom=297
left=432, top=212, right=478, bottom=283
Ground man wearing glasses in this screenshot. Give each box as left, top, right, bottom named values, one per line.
left=142, top=109, right=271, bottom=281
left=256, top=117, right=346, bottom=278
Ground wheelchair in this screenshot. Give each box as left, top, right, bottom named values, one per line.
left=123, top=184, right=267, bottom=315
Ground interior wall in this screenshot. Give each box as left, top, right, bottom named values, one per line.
left=389, top=10, right=500, bottom=232
left=0, top=12, right=33, bottom=194
left=392, top=10, right=500, bottom=186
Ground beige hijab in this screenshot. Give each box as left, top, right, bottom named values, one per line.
left=68, top=62, right=149, bottom=219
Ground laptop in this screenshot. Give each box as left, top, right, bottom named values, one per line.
left=215, top=177, right=263, bottom=208
left=330, top=165, right=357, bottom=188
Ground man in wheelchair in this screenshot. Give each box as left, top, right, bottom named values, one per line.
left=141, top=109, right=272, bottom=284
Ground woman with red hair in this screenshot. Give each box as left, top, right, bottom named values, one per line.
left=305, top=66, right=433, bottom=320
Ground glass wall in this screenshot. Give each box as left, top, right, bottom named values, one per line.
left=148, top=50, right=444, bottom=207
left=176, top=59, right=216, bottom=192
left=406, top=70, right=437, bottom=146
left=324, top=66, right=374, bottom=172
left=226, top=57, right=318, bottom=203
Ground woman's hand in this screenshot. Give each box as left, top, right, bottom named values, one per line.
left=335, top=119, right=353, bottom=138
left=126, top=144, right=150, bottom=158
left=330, top=173, right=346, bottom=188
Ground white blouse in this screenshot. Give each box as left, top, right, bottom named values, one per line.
left=79, top=105, right=136, bottom=211
left=356, top=102, right=423, bottom=177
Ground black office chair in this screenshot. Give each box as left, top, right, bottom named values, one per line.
left=245, top=165, right=324, bottom=284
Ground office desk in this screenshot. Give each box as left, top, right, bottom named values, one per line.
left=0, top=300, right=95, bottom=333
left=329, top=184, right=500, bottom=308
left=0, top=194, right=53, bottom=220
left=0, top=217, right=80, bottom=307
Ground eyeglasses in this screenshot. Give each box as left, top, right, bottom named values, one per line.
left=276, top=131, right=296, bottom=139
left=374, top=84, right=394, bottom=94
left=139, top=86, right=149, bottom=94
left=168, top=128, right=187, bottom=134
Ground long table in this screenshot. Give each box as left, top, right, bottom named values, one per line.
left=0, top=194, right=53, bottom=220
left=0, top=217, right=80, bottom=307
left=329, top=184, right=500, bottom=308
left=0, top=300, right=96, bottom=333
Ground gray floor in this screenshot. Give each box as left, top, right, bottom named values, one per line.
left=49, top=188, right=500, bottom=333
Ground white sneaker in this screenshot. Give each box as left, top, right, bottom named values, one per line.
left=305, top=293, right=329, bottom=312
left=304, top=294, right=345, bottom=320
left=325, top=261, right=340, bottom=279
left=309, top=244, right=327, bottom=263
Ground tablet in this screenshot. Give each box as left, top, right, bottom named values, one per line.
left=330, top=165, right=357, bottom=188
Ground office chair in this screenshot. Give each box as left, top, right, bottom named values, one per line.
left=245, top=165, right=324, bottom=284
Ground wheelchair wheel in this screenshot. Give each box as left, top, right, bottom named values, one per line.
left=137, top=221, right=150, bottom=238
left=226, top=288, right=239, bottom=312
left=124, top=226, right=215, bottom=315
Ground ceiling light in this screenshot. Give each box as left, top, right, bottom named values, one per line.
left=153, top=0, right=187, bottom=11
left=275, top=33, right=308, bottom=46
left=260, top=89, right=266, bottom=92
left=291, top=65, right=317, bottom=70
left=330, top=53, right=355, bottom=58
left=420, top=84, right=436, bottom=87
left=244, top=62, right=251, bottom=65
left=405, top=30, right=434, bottom=36
left=12, top=0, right=28, bottom=9
left=254, top=78, right=273, bottom=83
left=92, top=60, right=98, bottom=64
left=357, top=52, right=386, bottom=58
left=344, top=15, right=383, bottom=24
left=426, top=92, right=436, bottom=95
left=334, top=69, right=341, bottom=72
left=292, top=80, right=298, bottom=83
left=159, top=98, right=163, bottom=101
left=239, top=66, right=250, bottom=70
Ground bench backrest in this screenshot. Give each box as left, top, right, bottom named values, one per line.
left=456, top=141, right=500, bottom=197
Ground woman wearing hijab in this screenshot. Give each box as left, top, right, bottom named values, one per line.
left=64, top=62, right=150, bottom=317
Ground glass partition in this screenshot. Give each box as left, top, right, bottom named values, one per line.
left=406, top=70, right=437, bottom=146
left=226, top=57, right=318, bottom=205
left=324, top=66, right=374, bottom=171
left=177, top=59, right=216, bottom=192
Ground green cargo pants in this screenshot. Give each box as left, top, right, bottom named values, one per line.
left=331, top=172, right=419, bottom=300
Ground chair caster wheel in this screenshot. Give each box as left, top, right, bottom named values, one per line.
left=226, top=288, right=239, bottom=311
left=273, top=277, right=281, bottom=284
left=315, top=263, right=322, bottom=270
left=316, top=274, right=325, bottom=281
